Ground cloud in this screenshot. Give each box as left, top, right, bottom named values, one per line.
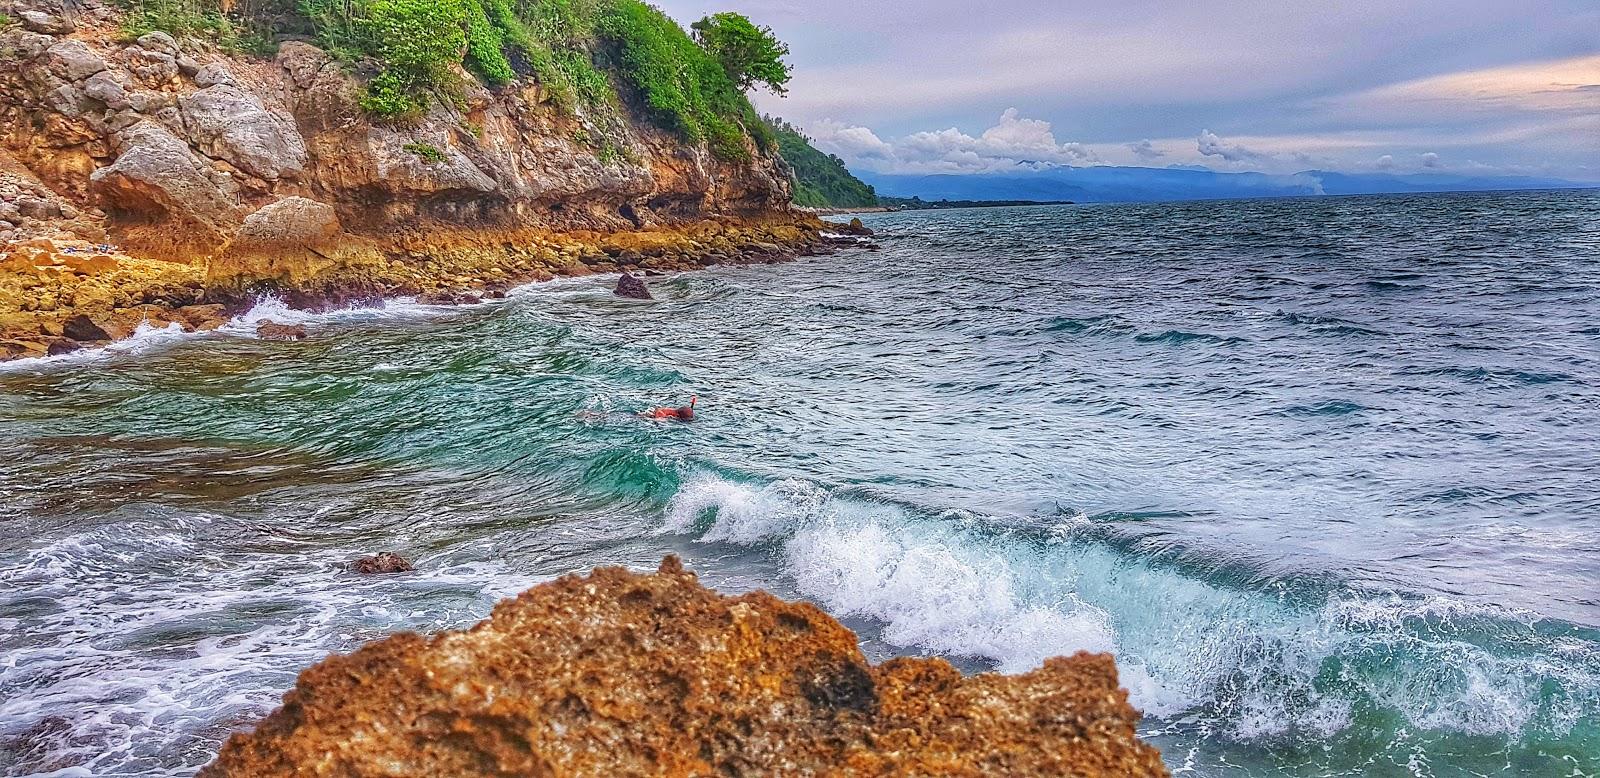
left=1196, top=130, right=1267, bottom=163
left=806, top=120, right=895, bottom=160
left=807, top=109, right=1100, bottom=173
left=1375, top=154, right=1395, bottom=169
left=1420, top=152, right=1441, bottom=168
left=1128, top=139, right=1165, bottom=160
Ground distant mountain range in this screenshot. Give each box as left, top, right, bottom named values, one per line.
left=857, top=166, right=1595, bottom=204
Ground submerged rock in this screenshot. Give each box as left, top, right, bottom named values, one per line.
left=349, top=552, right=412, bottom=574
left=254, top=321, right=306, bottom=341
left=614, top=271, right=652, bottom=299
left=202, top=557, right=1166, bottom=777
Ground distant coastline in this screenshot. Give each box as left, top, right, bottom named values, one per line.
left=799, top=198, right=1076, bottom=215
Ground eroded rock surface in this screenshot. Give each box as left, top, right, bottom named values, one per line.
left=0, top=0, right=849, bottom=359
left=202, top=557, right=1167, bottom=777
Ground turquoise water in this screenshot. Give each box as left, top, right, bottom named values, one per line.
left=2, top=189, right=1599, bottom=776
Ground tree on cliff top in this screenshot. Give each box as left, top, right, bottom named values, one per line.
left=690, top=12, right=791, bottom=96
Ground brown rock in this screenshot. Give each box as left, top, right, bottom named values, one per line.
left=61, top=314, right=111, bottom=342
left=201, top=558, right=1166, bottom=777
left=45, top=337, right=81, bottom=355
left=176, top=304, right=229, bottom=331
left=254, top=321, right=306, bottom=341
left=0, top=339, right=48, bottom=358
left=62, top=254, right=118, bottom=276
left=349, top=552, right=413, bottom=574
left=613, top=272, right=652, bottom=300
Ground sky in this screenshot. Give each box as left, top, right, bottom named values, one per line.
left=654, top=0, right=1600, bottom=180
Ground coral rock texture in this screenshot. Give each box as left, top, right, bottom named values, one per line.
left=202, top=557, right=1168, bottom=777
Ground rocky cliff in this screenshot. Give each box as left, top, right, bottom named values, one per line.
left=0, top=0, right=829, bottom=358
left=202, top=557, right=1168, bottom=777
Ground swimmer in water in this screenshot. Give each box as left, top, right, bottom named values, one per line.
left=645, top=396, right=696, bottom=421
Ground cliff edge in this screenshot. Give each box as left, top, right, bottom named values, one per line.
left=0, top=0, right=829, bottom=357
left=202, top=557, right=1168, bottom=777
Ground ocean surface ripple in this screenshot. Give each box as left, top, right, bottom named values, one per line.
left=2, top=190, right=1599, bottom=776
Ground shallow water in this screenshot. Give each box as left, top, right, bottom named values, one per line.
left=3, top=189, right=1599, bottom=776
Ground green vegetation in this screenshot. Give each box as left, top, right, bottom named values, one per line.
left=767, top=117, right=878, bottom=208
left=402, top=141, right=447, bottom=162
left=0, top=13, right=14, bottom=27
left=690, top=12, right=790, bottom=95
left=115, top=0, right=786, bottom=160
left=120, top=0, right=256, bottom=49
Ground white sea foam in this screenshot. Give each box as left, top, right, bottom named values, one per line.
left=0, top=320, right=192, bottom=372
left=0, top=517, right=544, bottom=776
left=663, top=472, right=1600, bottom=744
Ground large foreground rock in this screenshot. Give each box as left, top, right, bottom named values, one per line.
left=202, top=557, right=1167, bottom=777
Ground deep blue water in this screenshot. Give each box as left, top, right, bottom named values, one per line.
left=2, top=189, right=1598, bottom=776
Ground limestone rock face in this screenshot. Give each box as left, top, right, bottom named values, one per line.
left=201, top=558, right=1168, bottom=778
left=234, top=196, right=340, bottom=250
left=89, top=122, right=242, bottom=244
left=178, top=85, right=308, bottom=182
left=0, top=0, right=794, bottom=264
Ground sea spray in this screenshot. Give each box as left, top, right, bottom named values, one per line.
left=664, top=471, right=1600, bottom=759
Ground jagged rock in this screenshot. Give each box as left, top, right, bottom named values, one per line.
left=233, top=197, right=339, bottom=249
left=255, top=320, right=306, bottom=341
left=19, top=11, right=73, bottom=35
left=125, top=48, right=179, bottom=87
left=82, top=70, right=131, bottom=110
left=349, top=552, right=412, bottom=574
left=45, top=40, right=108, bottom=82
left=3, top=29, right=55, bottom=62
left=275, top=41, right=329, bottom=90
left=61, top=314, right=110, bottom=341
left=41, top=83, right=92, bottom=118
left=134, top=31, right=180, bottom=57
left=178, top=85, right=307, bottom=182
left=201, top=558, right=1167, bottom=777
left=89, top=122, right=241, bottom=239
left=614, top=272, right=652, bottom=299
left=192, top=62, right=236, bottom=88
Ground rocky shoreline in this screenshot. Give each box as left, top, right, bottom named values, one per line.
left=0, top=214, right=870, bottom=361
left=201, top=557, right=1167, bottom=777
left=0, top=0, right=874, bottom=361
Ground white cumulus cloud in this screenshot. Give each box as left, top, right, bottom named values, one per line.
left=805, top=109, right=1099, bottom=173
left=1196, top=129, right=1268, bottom=163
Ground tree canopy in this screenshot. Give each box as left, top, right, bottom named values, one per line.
left=690, top=12, right=791, bottom=96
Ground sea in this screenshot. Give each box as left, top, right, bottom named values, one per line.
left=2, top=189, right=1598, bottom=776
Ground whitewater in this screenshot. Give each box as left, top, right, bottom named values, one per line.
left=2, top=189, right=1598, bottom=776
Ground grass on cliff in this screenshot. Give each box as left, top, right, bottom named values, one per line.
left=767, top=117, right=878, bottom=208
left=118, top=0, right=780, bottom=160
left=119, top=0, right=277, bottom=55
